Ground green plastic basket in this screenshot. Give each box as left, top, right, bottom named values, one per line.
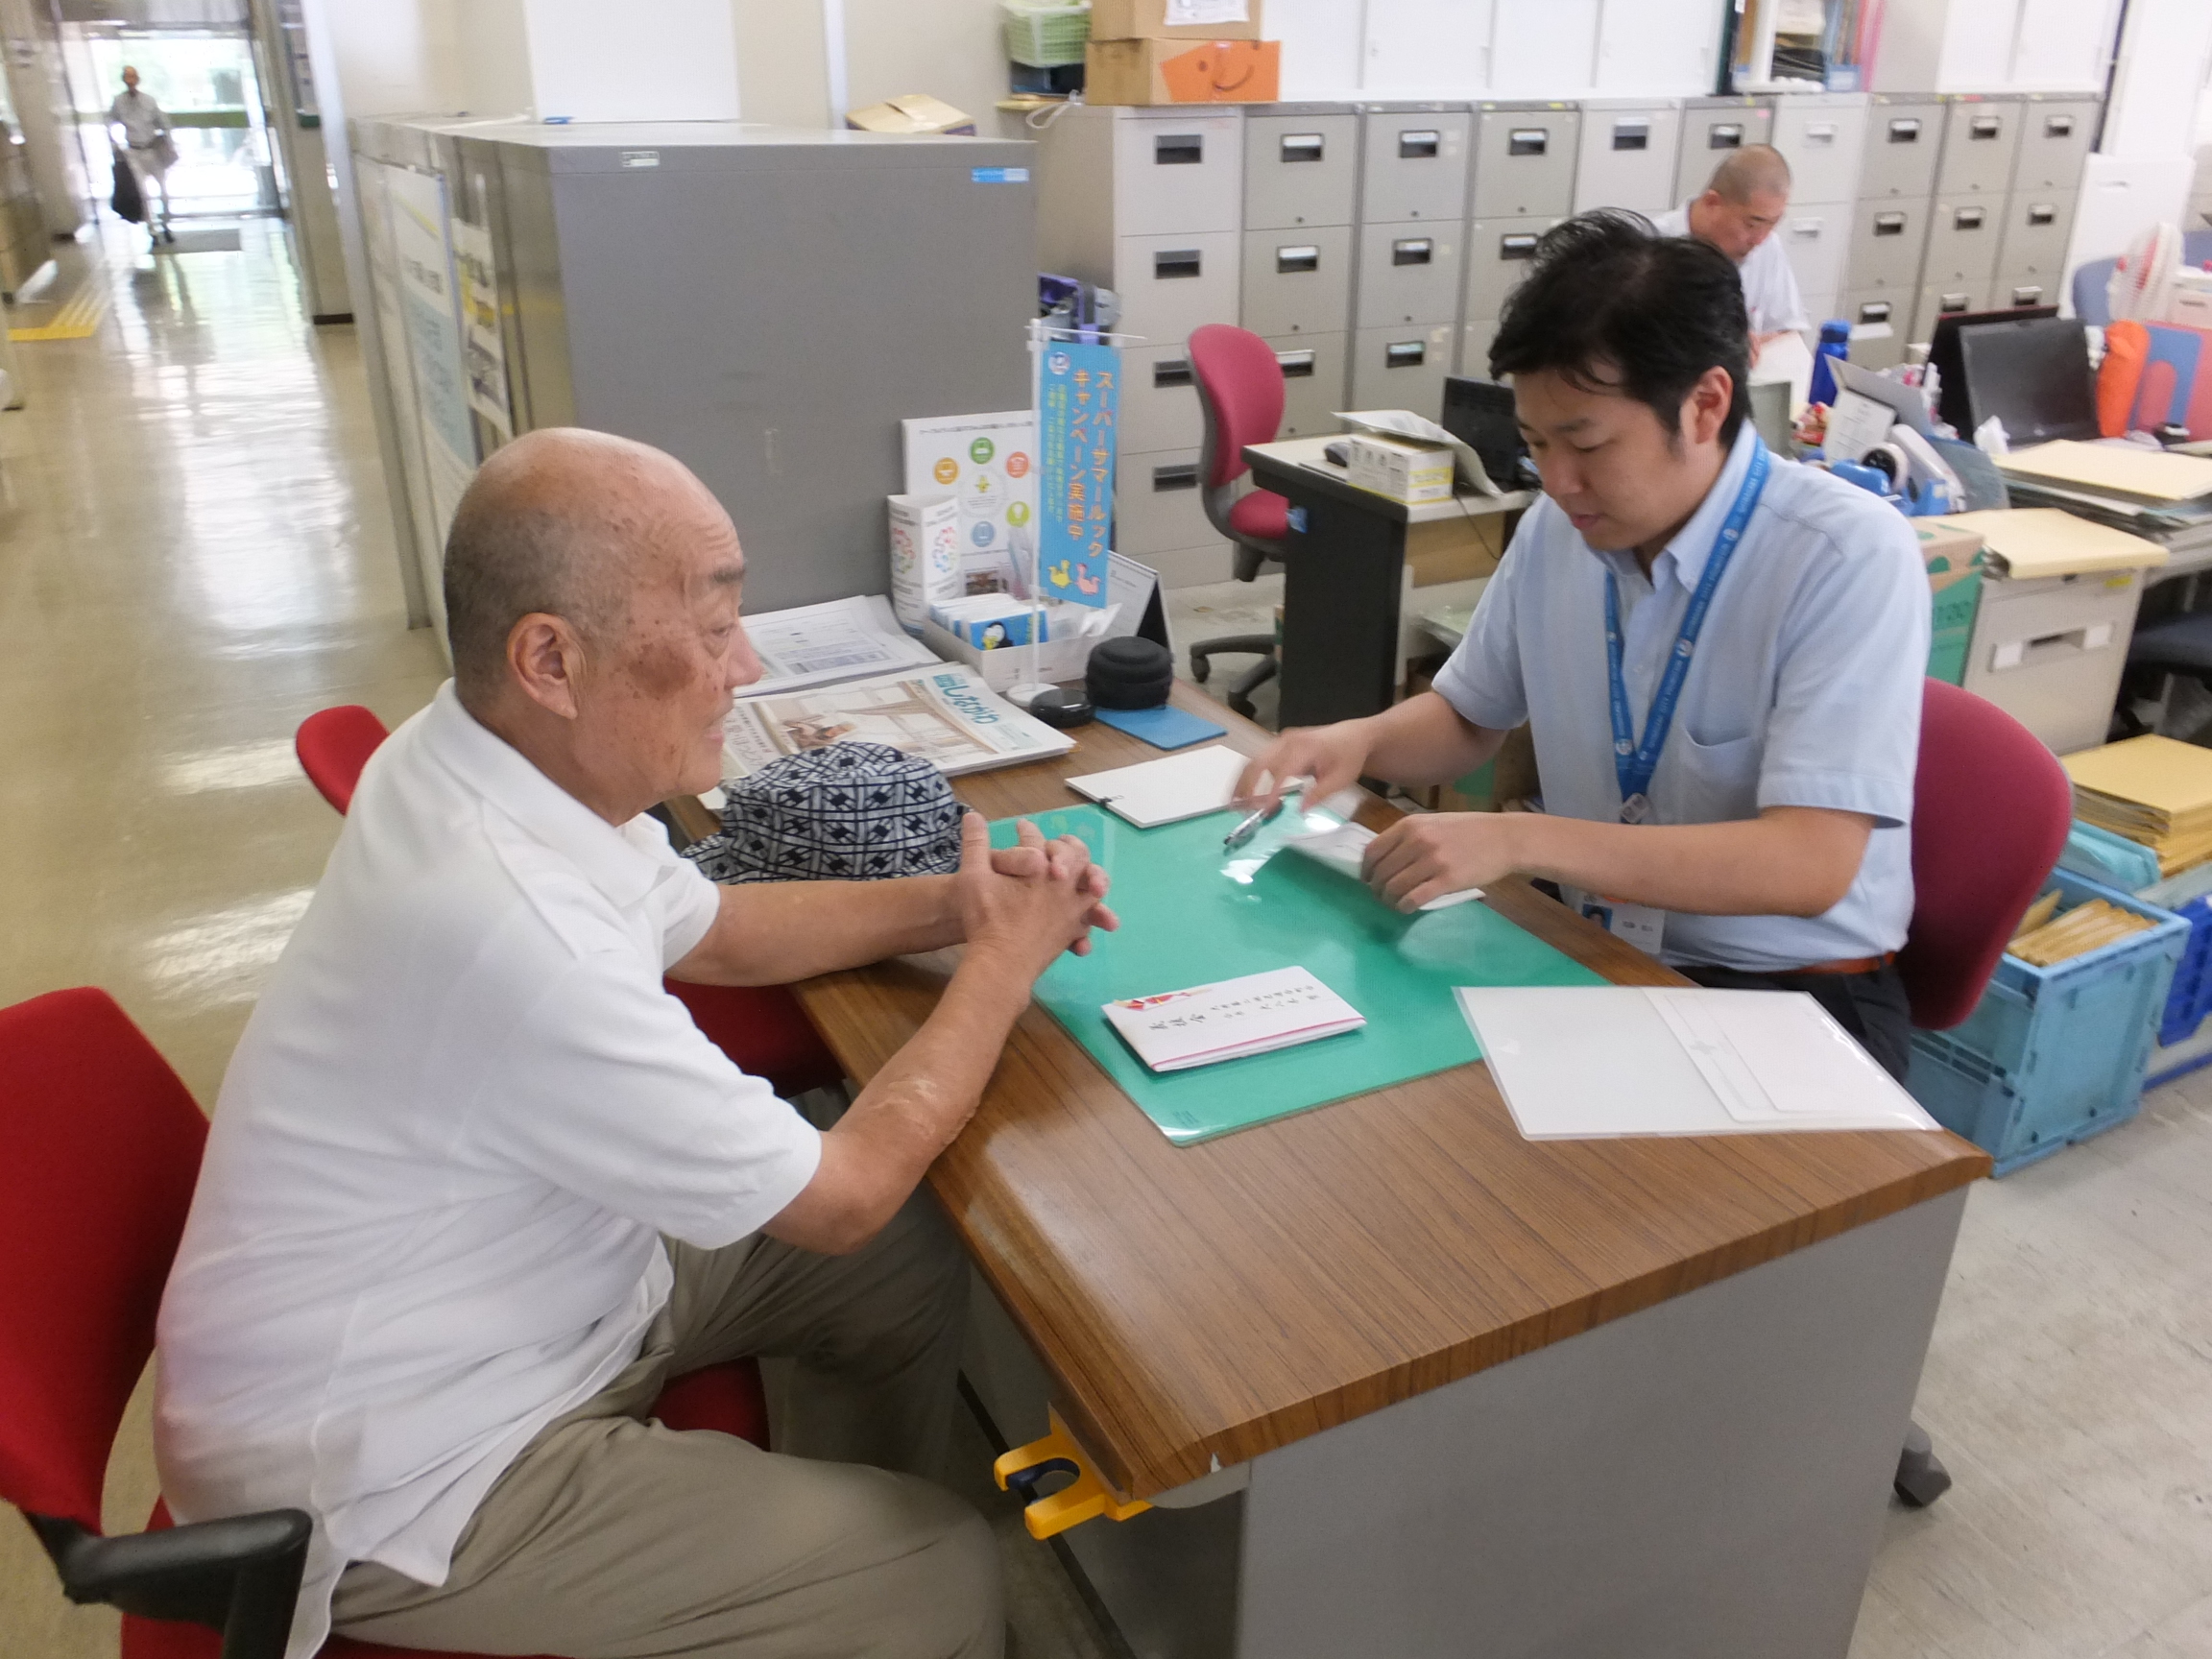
left=1004, top=0, right=1091, bottom=67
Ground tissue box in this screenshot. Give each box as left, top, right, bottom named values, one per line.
left=889, top=494, right=963, bottom=636
left=1083, top=36, right=1280, bottom=105
left=1089, top=0, right=1263, bottom=40
left=1345, top=433, right=1455, bottom=505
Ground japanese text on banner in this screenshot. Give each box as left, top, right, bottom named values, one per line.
left=1038, top=341, right=1118, bottom=608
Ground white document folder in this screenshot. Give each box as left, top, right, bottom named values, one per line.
left=1455, top=986, right=1943, bottom=1140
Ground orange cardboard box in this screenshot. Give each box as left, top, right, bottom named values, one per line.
left=1084, top=37, right=1281, bottom=106
left=1088, top=0, right=1263, bottom=41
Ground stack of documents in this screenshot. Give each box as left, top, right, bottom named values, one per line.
left=2008, top=895, right=2154, bottom=967
left=1455, top=986, right=1940, bottom=1140
left=2062, top=735, right=2212, bottom=876
left=1995, top=441, right=2212, bottom=506
left=1104, top=967, right=1365, bottom=1073
left=1930, top=508, right=2166, bottom=578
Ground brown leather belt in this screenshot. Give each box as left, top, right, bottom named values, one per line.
left=1786, top=950, right=1898, bottom=976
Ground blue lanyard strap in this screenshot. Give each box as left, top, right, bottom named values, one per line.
left=1603, top=442, right=1770, bottom=822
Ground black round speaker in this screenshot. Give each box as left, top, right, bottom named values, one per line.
left=1086, top=637, right=1174, bottom=709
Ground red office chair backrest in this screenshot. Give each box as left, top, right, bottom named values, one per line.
left=0, top=989, right=207, bottom=1532
left=295, top=705, right=392, bottom=814
left=1190, top=323, right=1286, bottom=491
left=1899, top=679, right=2075, bottom=1031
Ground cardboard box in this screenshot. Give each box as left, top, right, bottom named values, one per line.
left=1083, top=36, right=1280, bottom=106
left=1345, top=433, right=1454, bottom=505
left=888, top=493, right=963, bottom=635
left=1089, top=0, right=1262, bottom=41
left=845, top=93, right=975, bottom=135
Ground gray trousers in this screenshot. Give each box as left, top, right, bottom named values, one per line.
left=331, top=1194, right=1000, bottom=1658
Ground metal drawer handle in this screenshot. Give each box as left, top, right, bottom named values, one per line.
left=1154, top=249, right=1202, bottom=279
left=1508, top=127, right=1548, bottom=156
left=1790, top=218, right=1824, bottom=240
left=1940, top=292, right=1971, bottom=313
left=1279, top=132, right=1324, bottom=162
left=1153, top=358, right=1193, bottom=389
left=1804, top=122, right=1837, bottom=144
left=1611, top=119, right=1648, bottom=152
left=1873, top=211, right=1907, bottom=235
left=1859, top=301, right=1892, bottom=323
left=1499, top=233, right=1538, bottom=259
left=1970, top=114, right=2002, bottom=140
left=1954, top=206, right=1985, bottom=229
left=1887, top=118, right=1921, bottom=142
left=1153, top=463, right=1200, bottom=491
left=1392, top=237, right=1434, bottom=266
left=1384, top=340, right=1428, bottom=368
left=1398, top=130, right=1440, bottom=159
left=1708, top=123, right=1743, bottom=149
left=2011, top=285, right=2044, bottom=305
left=1154, top=134, right=1203, bottom=165
left=1276, top=245, right=1320, bottom=274
left=2044, top=115, right=2074, bottom=138
left=2028, top=204, right=2056, bottom=227
left=1276, top=349, right=1316, bottom=377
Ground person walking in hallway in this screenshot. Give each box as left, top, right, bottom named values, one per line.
left=108, top=65, right=175, bottom=246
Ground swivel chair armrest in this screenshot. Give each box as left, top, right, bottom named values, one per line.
left=26, top=1506, right=311, bottom=1659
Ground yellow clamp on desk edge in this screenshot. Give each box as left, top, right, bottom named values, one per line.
left=992, top=1407, right=1152, bottom=1540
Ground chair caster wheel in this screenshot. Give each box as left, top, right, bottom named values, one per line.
left=1190, top=656, right=1212, bottom=684
left=1893, top=1423, right=1952, bottom=1508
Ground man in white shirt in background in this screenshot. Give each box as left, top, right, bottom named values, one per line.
left=1654, top=144, right=1810, bottom=353
left=156, top=428, right=1118, bottom=1659
left=107, top=65, right=174, bottom=245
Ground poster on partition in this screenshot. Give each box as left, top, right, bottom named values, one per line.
left=1037, top=341, right=1118, bottom=606
left=449, top=217, right=512, bottom=443
left=381, top=164, right=476, bottom=541
left=902, top=411, right=1036, bottom=596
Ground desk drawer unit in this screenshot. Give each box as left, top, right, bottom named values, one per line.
left=1115, top=445, right=1226, bottom=564
left=1961, top=569, right=2145, bottom=756
left=1358, top=105, right=1472, bottom=224
left=2011, top=96, right=2099, bottom=195
left=1262, top=331, right=1349, bottom=437
left=1922, top=200, right=2002, bottom=288
left=1112, top=110, right=1246, bottom=236
left=1573, top=100, right=1683, bottom=215
left=1112, top=230, right=1241, bottom=342
left=1779, top=207, right=1851, bottom=301
left=1118, top=343, right=1207, bottom=455
left=1244, top=109, right=1358, bottom=230
left=1461, top=215, right=1562, bottom=330
left=1241, top=225, right=1353, bottom=336
left=1936, top=96, right=2022, bottom=197
left=1839, top=289, right=1909, bottom=370
left=1352, top=322, right=1455, bottom=416
left=1471, top=103, right=1580, bottom=220
left=1673, top=96, right=1774, bottom=206
left=1355, top=222, right=1464, bottom=329
left=1770, top=93, right=1867, bottom=207
left=1913, top=281, right=1990, bottom=348
left=1842, top=196, right=1932, bottom=294
left=1860, top=97, right=1945, bottom=200
left=1994, top=192, right=2077, bottom=290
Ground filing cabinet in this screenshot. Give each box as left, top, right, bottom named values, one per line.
left=1839, top=291, right=1908, bottom=371
left=1111, top=111, right=1246, bottom=235
left=1769, top=93, right=1867, bottom=208
left=1119, top=344, right=1207, bottom=455
left=1842, top=196, right=1933, bottom=294
left=1244, top=107, right=1359, bottom=231
left=1778, top=207, right=1851, bottom=302
left=1859, top=96, right=1944, bottom=200
left=1992, top=276, right=2055, bottom=311
left=1913, top=282, right=1988, bottom=347
left=1240, top=225, right=1354, bottom=337
left=1961, top=569, right=2145, bottom=757
left=1459, top=319, right=1499, bottom=382
left=1111, top=229, right=1241, bottom=342
left=1462, top=215, right=1562, bottom=325
left=1115, top=447, right=1214, bottom=554
left=1922, top=199, right=2002, bottom=288
left=1358, top=104, right=1473, bottom=224
left=1673, top=96, right=1774, bottom=205
left=1993, top=193, right=2077, bottom=293
left=1355, top=222, right=1465, bottom=329
left=2010, top=96, right=2098, bottom=195
left=1472, top=102, right=1581, bottom=220
left=1262, top=332, right=1350, bottom=438
left=1573, top=99, right=1684, bottom=215
left=1352, top=323, right=1455, bottom=415
left=1936, top=96, right=2021, bottom=197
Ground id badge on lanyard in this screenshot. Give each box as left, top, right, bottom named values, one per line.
left=1585, top=443, right=1771, bottom=955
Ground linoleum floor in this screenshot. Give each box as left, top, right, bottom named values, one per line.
left=2, top=219, right=2208, bottom=1659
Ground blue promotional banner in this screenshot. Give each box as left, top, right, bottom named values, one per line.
left=1037, top=340, right=1118, bottom=607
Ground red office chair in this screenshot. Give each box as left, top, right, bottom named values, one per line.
left=1187, top=324, right=1296, bottom=718
left=295, top=707, right=845, bottom=1099
left=0, top=988, right=768, bottom=1659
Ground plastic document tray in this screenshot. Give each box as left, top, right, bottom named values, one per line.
left=991, top=805, right=1604, bottom=1143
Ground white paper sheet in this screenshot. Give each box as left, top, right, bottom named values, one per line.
left=1455, top=986, right=1942, bottom=1140
left=1067, top=745, right=1247, bottom=829
left=735, top=595, right=942, bottom=698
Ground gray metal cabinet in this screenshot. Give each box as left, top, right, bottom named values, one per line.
left=1263, top=331, right=1350, bottom=437
left=1922, top=199, right=2002, bottom=288
left=1993, top=192, right=2077, bottom=291
left=1241, top=225, right=1354, bottom=336
left=1119, top=344, right=1207, bottom=455
left=1769, top=93, right=1867, bottom=208
left=1992, top=275, right=2057, bottom=310
left=1112, top=110, right=1247, bottom=234
left=1936, top=96, right=2022, bottom=197
left=1573, top=100, right=1684, bottom=215
left=1244, top=108, right=1359, bottom=230
left=1778, top=205, right=1852, bottom=301
left=1115, top=446, right=1216, bottom=557
left=1961, top=569, right=2146, bottom=756
left=2010, top=95, right=2099, bottom=194
left=1471, top=103, right=1581, bottom=219
left=1462, top=215, right=1562, bottom=325
left=1912, top=281, right=1988, bottom=346
left=1839, top=290, right=1909, bottom=370
left=1859, top=97, right=1944, bottom=200
left=1358, top=105, right=1473, bottom=224
left=1355, top=222, right=1464, bottom=328
left=1843, top=197, right=1934, bottom=293
left=1351, top=322, right=1455, bottom=415
left=1112, top=229, right=1242, bottom=341
left=1673, top=96, right=1774, bottom=204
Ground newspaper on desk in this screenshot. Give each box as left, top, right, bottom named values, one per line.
left=722, top=664, right=1073, bottom=781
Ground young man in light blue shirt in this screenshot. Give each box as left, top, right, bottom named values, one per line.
left=1238, top=210, right=1929, bottom=1078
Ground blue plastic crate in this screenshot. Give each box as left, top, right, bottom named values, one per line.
left=2158, top=894, right=2212, bottom=1046
left=1906, top=868, right=2187, bottom=1175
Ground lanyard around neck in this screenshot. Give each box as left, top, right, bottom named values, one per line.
left=1602, top=441, right=1770, bottom=825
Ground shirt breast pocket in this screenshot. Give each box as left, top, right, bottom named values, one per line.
left=1668, top=728, right=1762, bottom=817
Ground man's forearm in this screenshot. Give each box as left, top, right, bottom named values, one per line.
left=1365, top=692, right=1508, bottom=787
left=1506, top=807, right=1870, bottom=918
left=672, top=876, right=962, bottom=986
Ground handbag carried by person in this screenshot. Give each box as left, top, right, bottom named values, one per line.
left=108, top=148, right=144, bottom=225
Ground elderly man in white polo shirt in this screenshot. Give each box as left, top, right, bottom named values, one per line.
left=156, top=429, right=1118, bottom=1659
left=1653, top=144, right=1810, bottom=351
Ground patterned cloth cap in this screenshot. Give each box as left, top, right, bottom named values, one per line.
left=684, top=741, right=965, bottom=884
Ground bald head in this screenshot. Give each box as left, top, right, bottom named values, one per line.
left=1706, top=144, right=1791, bottom=205
left=442, top=428, right=733, bottom=708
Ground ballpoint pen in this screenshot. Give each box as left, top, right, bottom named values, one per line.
left=1222, top=799, right=1285, bottom=851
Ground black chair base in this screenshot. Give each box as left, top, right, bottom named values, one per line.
left=1190, top=635, right=1278, bottom=717
left=1893, top=1422, right=1953, bottom=1508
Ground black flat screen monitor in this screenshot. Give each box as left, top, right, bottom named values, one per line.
left=1954, top=315, right=2099, bottom=446
left=1927, top=303, right=2056, bottom=433
left=1440, top=375, right=1529, bottom=490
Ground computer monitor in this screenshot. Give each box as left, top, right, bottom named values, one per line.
left=1926, top=302, right=2057, bottom=433
left=1955, top=315, right=2098, bottom=446
left=1440, top=375, right=1532, bottom=490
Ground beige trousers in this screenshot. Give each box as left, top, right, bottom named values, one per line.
left=331, top=1194, right=1000, bottom=1658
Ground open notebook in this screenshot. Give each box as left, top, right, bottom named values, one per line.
left=1065, top=744, right=1247, bottom=829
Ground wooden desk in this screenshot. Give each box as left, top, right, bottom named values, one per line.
left=773, top=688, right=1986, bottom=1659
left=1243, top=435, right=1532, bottom=728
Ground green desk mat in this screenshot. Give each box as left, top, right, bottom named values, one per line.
left=991, top=805, right=1604, bottom=1144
